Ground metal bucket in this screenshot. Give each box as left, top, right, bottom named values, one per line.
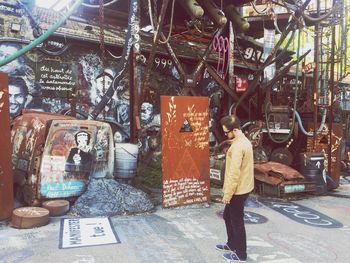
left=114, top=143, right=139, bottom=180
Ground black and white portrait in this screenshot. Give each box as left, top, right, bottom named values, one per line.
left=8, top=77, right=29, bottom=119
left=66, top=131, right=93, bottom=172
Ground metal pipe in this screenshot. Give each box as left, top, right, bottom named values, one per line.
left=313, top=0, right=320, bottom=151
left=130, top=0, right=141, bottom=143
left=328, top=0, right=337, bottom=178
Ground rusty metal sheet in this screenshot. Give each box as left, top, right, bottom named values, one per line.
left=0, top=73, right=13, bottom=220
left=11, top=111, right=114, bottom=204
left=254, top=161, right=304, bottom=185
left=161, top=96, right=210, bottom=208
left=11, top=111, right=76, bottom=205
left=38, top=120, right=114, bottom=200
left=306, top=123, right=342, bottom=187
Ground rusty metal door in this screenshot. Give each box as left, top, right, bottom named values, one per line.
left=161, top=96, right=210, bottom=208
left=0, top=73, right=13, bottom=220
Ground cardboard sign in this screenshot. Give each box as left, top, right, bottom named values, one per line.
left=59, top=217, right=120, bottom=249
left=161, top=96, right=210, bottom=208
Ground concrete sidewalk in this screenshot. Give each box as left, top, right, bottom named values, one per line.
left=1, top=179, right=350, bottom=263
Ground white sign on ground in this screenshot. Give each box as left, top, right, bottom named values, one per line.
left=59, top=217, right=120, bottom=249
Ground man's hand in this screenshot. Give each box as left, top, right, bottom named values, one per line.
left=222, top=197, right=231, bottom=204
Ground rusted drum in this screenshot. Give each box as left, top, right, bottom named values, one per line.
left=299, top=153, right=327, bottom=195
left=42, top=200, right=70, bottom=216
left=11, top=207, right=50, bottom=229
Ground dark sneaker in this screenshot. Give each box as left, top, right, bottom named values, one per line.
left=215, top=244, right=233, bottom=251
left=222, top=252, right=247, bottom=262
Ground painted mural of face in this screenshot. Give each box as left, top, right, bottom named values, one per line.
left=0, top=44, right=23, bottom=74
left=92, top=69, right=114, bottom=106
left=114, top=131, right=123, bottom=143
left=9, top=84, right=27, bottom=118
left=140, top=102, right=154, bottom=125
left=118, top=103, right=129, bottom=124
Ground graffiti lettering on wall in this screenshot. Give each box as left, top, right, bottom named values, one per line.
left=0, top=3, right=24, bottom=17
left=163, top=177, right=209, bottom=207
left=39, top=155, right=86, bottom=198
left=36, top=62, right=77, bottom=97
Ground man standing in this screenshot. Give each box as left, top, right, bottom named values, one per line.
left=8, top=77, right=28, bottom=119
left=216, top=115, right=254, bottom=262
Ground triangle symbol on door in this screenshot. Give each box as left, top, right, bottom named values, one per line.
left=319, top=136, right=328, bottom=144
left=180, top=118, right=193, bottom=132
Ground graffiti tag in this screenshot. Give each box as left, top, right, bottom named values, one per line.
left=261, top=200, right=343, bottom=228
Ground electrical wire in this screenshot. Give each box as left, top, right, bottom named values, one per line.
left=159, top=0, right=176, bottom=44
left=39, top=43, right=71, bottom=55
left=106, top=49, right=122, bottom=59
left=251, top=0, right=269, bottom=15
left=148, top=0, right=154, bottom=31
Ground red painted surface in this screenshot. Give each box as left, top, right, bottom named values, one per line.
left=0, top=73, right=13, bottom=220
left=235, top=76, right=248, bottom=93
left=161, top=96, right=210, bottom=208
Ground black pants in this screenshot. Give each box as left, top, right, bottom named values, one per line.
left=223, top=193, right=249, bottom=259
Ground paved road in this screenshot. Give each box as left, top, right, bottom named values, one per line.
left=1, top=183, right=350, bottom=263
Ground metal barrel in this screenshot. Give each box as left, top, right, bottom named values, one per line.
left=299, top=153, right=327, bottom=195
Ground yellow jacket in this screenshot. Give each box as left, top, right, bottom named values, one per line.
left=223, top=132, right=254, bottom=200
